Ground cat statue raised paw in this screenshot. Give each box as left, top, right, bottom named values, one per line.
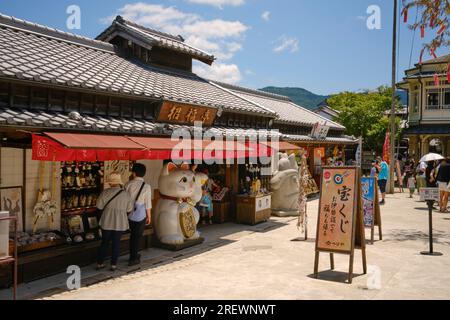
left=154, top=163, right=206, bottom=246
left=271, top=153, right=300, bottom=217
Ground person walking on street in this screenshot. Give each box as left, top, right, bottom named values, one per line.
left=125, top=163, right=152, bottom=266
left=96, top=173, right=133, bottom=271
left=436, top=159, right=450, bottom=213
left=416, top=161, right=427, bottom=193
left=377, top=156, right=389, bottom=205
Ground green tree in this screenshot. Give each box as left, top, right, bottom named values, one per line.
left=328, top=86, right=402, bottom=153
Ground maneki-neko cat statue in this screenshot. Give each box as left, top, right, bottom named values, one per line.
left=270, top=153, right=300, bottom=217
left=154, top=163, right=207, bottom=246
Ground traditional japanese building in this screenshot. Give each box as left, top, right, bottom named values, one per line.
left=0, top=13, right=356, bottom=285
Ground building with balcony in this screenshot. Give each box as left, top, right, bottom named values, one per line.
left=398, top=54, right=450, bottom=160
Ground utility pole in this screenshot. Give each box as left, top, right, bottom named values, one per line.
left=389, top=0, right=398, bottom=194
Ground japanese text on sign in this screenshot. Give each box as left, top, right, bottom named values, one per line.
left=317, top=168, right=357, bottom=252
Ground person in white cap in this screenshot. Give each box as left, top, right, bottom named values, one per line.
left=96, top=172, right=133, bottom=271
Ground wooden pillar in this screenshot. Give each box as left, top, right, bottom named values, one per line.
left=421, top=136, right=430, bottom=156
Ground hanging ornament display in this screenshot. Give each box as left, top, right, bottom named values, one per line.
left=434, top=73, right=440, bottom=87
left=419, top=48, right=425, bottom=65
left=430, top=47, right=437, bottom=59
left=402, top=8, right=408, bottom=23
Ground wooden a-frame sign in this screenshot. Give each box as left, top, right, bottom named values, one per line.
left=313, top=167, right=367, bottom=284
left=361, top=177, right=382, bottom=244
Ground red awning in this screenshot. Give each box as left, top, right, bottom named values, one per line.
left=44, top=132, right=143, bottom=150
left=262, top=141, right=302, bottom=151
left=32, top=133, right=263, bottom=162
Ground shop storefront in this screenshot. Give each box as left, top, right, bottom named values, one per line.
left=0, top=13, right=355, bottom=286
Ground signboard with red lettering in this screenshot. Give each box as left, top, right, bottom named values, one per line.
left=314, top=166, right=367, bottom=284
left=315, top=167, right=358, bottom=253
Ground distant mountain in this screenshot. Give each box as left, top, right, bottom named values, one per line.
left=260, top=86, right=409, bottom=109
left=259, top=87, right=329, bottom=110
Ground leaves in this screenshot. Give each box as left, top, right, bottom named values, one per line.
left=328, top=87, right=402, bottom=153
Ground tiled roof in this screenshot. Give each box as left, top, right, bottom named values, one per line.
left=97, top=16, right=215, bottom=65
left=0, top=107, right=282, bottom=139
left=0, top=13, right=273, bottom=117
left=212, top=81, right=345, bottom=130
left=284, top=134, right=357, bottom=144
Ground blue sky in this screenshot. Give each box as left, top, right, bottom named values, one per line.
left=0, top=0, right=444, bottom=95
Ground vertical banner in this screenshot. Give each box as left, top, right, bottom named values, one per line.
left=361, top=177, right=376, bottom=228
left=383, top=132, right=390, bottom=164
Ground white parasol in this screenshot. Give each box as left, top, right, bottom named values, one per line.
left=419, top=153, right=444, bottom=163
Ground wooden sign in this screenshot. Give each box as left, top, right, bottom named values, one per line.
left=314, top=167, right=367, bottom=284
left=157, top=101, right=217, bottom=127
left=361, top=177, right=382, bottom=244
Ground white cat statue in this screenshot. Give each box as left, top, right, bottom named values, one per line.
left=154, top=163, right=205, bottom=245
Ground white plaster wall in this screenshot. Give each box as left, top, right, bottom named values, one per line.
left=0, top=147, right=23, bottom=188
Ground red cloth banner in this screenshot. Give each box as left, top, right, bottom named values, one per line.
left=383, top=132, right=390, bottom=164
left=447, top=64, right=450, bottom=82
left=434, top=73, right=440, bottom=87
left=421, top=25, right=425, bottom=38
left=402, top=8, right=408, bottom=23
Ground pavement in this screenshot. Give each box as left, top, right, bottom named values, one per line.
left=2, top=190, right=450, bottom=300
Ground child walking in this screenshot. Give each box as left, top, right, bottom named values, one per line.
left=407, top=175, right=416, bottom=198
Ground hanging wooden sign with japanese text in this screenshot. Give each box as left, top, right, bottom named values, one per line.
left=314, top=167, right=367, bottom=284
left=157, top=101, right=217, bottom=127
left=361, top=177, right=382, bottom=243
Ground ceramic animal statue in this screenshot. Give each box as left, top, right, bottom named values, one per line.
left=271, top=153, right=300, bottom=217
left=154, top=163, right=206, bottom=245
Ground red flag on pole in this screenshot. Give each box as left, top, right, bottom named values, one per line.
left=383, top=131, right=391, bottom=164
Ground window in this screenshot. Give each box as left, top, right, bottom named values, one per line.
left=444, top=89, right=450, bottom=109
left=410, top=91, right=419, bottom=113
left=426, top=89, right=440, bottom=110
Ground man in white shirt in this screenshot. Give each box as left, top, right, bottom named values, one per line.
left=125, top=163, right=152, bottom=266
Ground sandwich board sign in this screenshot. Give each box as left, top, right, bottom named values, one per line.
left=361, top=177, right=382, bottom=244
left=314, top=167, right=367, bottom=284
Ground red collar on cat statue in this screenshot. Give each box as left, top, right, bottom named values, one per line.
left=160, top=194, right=196, bottom=206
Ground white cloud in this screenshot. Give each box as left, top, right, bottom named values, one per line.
left=194, top=62, right=242, bottom=84
left=245, top=69, right=254, bottom=76
left=273, top=35, right=299, bottom=53
left=102, top=3, right=248, bottom=63
left=261, top=11, right=271, bottom=22
left=187, top=0, right=245, bottom=8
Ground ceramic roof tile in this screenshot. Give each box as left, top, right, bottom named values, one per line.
left=212, top=81, right=345, bottom=130
left=0, top=13, right=274, bottom=117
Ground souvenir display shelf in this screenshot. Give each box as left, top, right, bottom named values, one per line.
left=0, top=215, right=17, bottom=300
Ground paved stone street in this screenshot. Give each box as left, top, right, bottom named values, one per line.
left=2, top=191, right=450, bottom=300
